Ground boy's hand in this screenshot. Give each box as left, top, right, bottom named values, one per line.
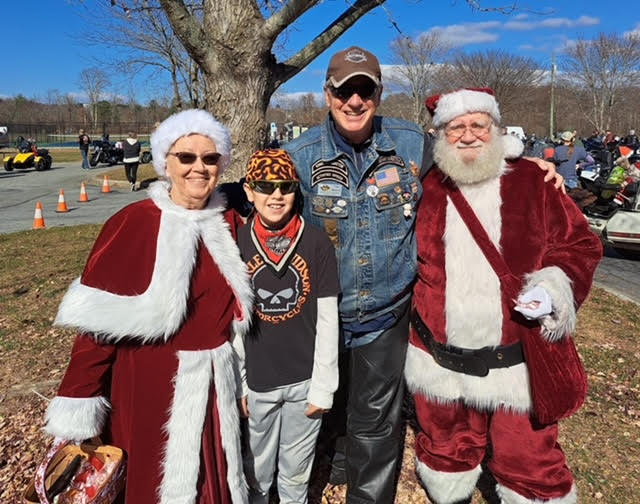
left=523, top=156, right=566, bottom=193
left=305, top=403, right=329, bottom=418
left=238, top=396, right=249, bottom=418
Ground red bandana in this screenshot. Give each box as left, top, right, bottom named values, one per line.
left=251, top=214, right=303, bottom=269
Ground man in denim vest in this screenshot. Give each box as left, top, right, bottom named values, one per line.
left=285, top=47, right=559, bottom=503
left=285, top=46, right=424, bottom=503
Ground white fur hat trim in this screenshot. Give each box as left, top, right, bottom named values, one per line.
left=503, top=133, right=524, bottom=159
left=151, top=109, right=232, bottom=176
left=432, top=89, right=501, bottom=128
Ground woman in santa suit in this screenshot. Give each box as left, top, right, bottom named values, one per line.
left=43, top=109, right=254, bottom=504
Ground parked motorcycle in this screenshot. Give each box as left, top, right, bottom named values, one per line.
left=3, top=136, right=52, bottom=172
left=89, top=139, right=124, bottom=167
left=581, top=154, right=640, bottom=260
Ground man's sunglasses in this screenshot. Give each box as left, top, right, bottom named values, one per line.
left=249, top=180, right=299, bottom=195
left=167, top=151, right=222, bottom=165
left=329, top=81, right=378, bottom=101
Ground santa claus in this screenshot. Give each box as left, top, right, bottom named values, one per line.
left=405, top=89, right=602, bottom=504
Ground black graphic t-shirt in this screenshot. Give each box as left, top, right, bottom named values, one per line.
left=238, top=217, right=340, bottom=391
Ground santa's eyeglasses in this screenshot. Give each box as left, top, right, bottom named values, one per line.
left=444, top=121, right=493, bottom=140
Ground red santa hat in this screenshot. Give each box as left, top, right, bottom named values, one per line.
left=425, top=88, right=501, bottom=128
left=150, top=109, right=232, bottom=177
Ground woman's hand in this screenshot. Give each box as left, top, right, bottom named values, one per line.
left=238, top=396, right=249, bottom=418
left=305, top=403, right=329, bottom=418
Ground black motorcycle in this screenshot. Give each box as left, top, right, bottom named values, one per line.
left=89, top=139, right=124, bottom=167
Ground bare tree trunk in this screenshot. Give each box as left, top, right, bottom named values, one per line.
left=203, top=44, right=275, bottom=180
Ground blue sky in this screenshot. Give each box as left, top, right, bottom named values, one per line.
left=1, top=1, right=638, bottom=106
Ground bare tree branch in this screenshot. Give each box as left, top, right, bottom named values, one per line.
left=263, top=0, right=319, bottom=42
left=560, top=33, right=640, bottom=131
left=158, top=0, right=209, bottom=66
left=273, top=0, right=385, bottom=86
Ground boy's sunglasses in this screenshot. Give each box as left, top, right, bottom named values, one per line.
left=168, top=151, right=222, bottom=166
left=329, top=81, right=378, bottom=101
left=249, top=180, right=299, bottom=195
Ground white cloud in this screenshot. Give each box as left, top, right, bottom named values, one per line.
left=623, top=23, right=640, bottom=38
left=270, top=91, right=324, bottom=108
left=425, top=21, right=501, bottom=47
left=540, top=16, right=599, bottom=28
left=505, top=15, right=599, bottom=31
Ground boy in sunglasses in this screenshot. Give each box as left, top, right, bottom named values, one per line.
left=233, top=149, right=340, bottom=504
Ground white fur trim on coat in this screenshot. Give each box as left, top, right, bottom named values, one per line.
left=432, top=89, right=501, bottom=128
left=496, top=482, right=577, bottom=504
left=44, top=396, right=110, bottom=441
left=447, top=177, right=503, bottom=350
left=54, top=181, right=253, bottom=343
left=416, top=458, right=481, bottom=504
left=212, top=342, right=249, bottom=504
left=406, top=344, right=532, bottom=412
left=521, top=266, right=576, bottom=342
left=159, top=343, right=247, bottom=504
left=151, top=109, right=232, bottom=176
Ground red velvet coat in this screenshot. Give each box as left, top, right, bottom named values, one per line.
left=44, top=182, right=253, bottom=504
left=405, top=160, right=602, bottom=412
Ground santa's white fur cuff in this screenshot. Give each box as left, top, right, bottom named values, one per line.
left=521, top=266, right=576, bottom=342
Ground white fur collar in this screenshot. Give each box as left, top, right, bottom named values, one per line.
left=55, top=181, right=253, bottom=343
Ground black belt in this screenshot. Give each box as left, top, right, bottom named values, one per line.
left=411, top=309, right=524, bottom=377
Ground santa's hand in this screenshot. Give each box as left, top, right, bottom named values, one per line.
left=514, top=286, right=552, bottom=320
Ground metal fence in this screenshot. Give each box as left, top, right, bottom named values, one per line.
left=0, top=122, right=156, bottom=148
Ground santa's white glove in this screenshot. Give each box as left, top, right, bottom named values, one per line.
left=514, top=286, right=552, bottom=320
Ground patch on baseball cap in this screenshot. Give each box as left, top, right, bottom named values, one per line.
left=326, top=46, right=381, bottom=88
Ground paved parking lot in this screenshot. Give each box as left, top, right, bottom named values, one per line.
left=2, top=160, right=639, bottom=304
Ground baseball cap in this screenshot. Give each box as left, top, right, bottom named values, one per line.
left=326, top=46, right=381, bottom=88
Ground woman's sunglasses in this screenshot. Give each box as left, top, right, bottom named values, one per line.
left=249, top=180, right=299, bottom=195
left=168, top=151, right=222, bottom=166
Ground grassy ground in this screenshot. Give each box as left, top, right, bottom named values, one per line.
left=0, top=226, right=638, bottom=502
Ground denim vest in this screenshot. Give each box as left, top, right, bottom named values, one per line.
left=286, top=115, right=424, bottom=322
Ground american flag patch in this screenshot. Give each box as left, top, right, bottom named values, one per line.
left=375, top=167, right=400, bottom=187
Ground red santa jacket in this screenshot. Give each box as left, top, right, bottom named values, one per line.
left=43, top=182, right=253, bottom=504
left=406, top=159, right=602, bottom=413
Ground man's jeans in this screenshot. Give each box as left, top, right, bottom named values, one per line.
left=81, top=149, right=90, bottom=169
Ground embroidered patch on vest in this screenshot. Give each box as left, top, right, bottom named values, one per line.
left=311, top=159, right=349, bottom=188
left=377, top=154, right=406, bottom=169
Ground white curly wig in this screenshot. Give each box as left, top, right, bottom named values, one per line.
left=150, top=109, right=232, bottom=176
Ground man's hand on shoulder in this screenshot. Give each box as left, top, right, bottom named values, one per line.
left=523, top=156, right=566, bottom=194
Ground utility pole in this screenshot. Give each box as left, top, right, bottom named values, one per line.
left=549, top=53, right=556, bottom=139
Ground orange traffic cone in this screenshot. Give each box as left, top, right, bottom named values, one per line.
left=78, top=182, right=90, bottom=202
left=33, top=202, right=46, bottom=229
left=56, top=189, right=69, bottom=213
left=101, top=175, right=112, bottom=193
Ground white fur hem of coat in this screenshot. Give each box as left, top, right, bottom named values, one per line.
left=54, top=181, right=253, bottom=343
left=496, top=482, right=577, bottom=504
left=44, top=396, right=110, bottom=441
left=159, top=343, right=247, bottom=504
left=521, top=266, right=576, bottom=342
left=405, top=344, right=532, bottom=413
left=416, top=458, right=481, bottom=504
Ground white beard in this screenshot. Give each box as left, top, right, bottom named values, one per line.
left=433, top=127, right=506, bottom=185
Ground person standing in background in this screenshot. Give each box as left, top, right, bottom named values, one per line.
left=123, top=131, right=141, bottom=191
left=78, top=129, right=91, bottom=170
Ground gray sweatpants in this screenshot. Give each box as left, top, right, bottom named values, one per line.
left=244, top=380, right=322, bottom=504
